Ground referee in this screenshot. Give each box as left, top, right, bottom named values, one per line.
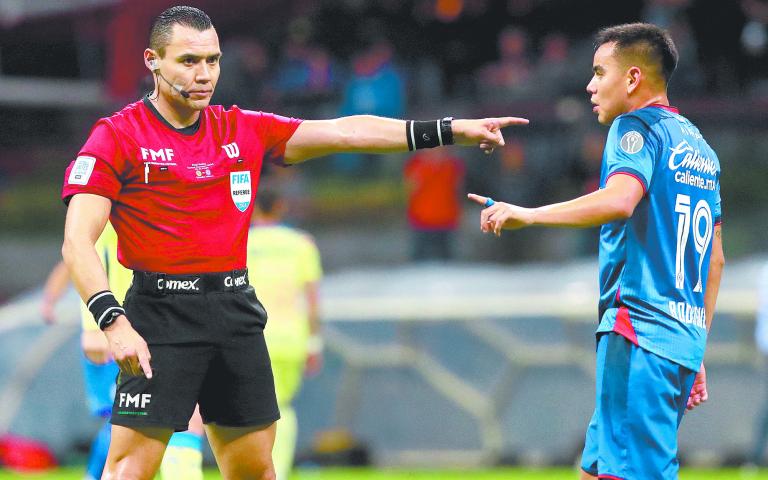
left=61, top=6, right=528, bottom=480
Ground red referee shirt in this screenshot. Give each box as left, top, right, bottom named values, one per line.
left=62, top=97, right=302, bottom=274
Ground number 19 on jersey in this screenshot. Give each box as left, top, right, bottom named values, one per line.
left=674, top=193, right=713, bottom=292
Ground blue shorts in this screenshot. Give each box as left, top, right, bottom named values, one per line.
left=82, top=355, right=119, bottom=418
left=581, top=333, right=697, bottom=480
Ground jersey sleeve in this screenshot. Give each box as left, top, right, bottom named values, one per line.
left=714, top=182, right=722, bottom=225
left=603, top=114, right=658, bottom=193
left=62, top=120, right=126, bottom=205
left=240, top=109, right=303, bottom=166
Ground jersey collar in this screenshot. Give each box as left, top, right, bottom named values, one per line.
left=648, top=103, right=679, bottom=114
left=142, top=95, right=201, bottom=136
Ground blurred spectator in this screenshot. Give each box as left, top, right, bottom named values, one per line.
left=642, top=0, right=691, bottom=28
left=478, top=26, right=533, bottom=98
left=570, top=131, right=605, bottom=197
left=567, top=130, right=605, bottom=255
left=493, top=138, right=531, bottom=205
left=749, top=263, right=768, bottom=466
left=687, top=0, right=748, bottom=93
left=338, top=37, right=405, bottom=120
left=214, top=37, right=272, bottom=110
left=665, top=15, right=705, bottom=97
left=336, top=36, right=405, bottom=174
left=404, top=148, right=465, bottom=261
left=528, top=32, right=582, bottom=96
left=272, top=17, right=338, bottom=114
left=741, top=0, right=768, bottom=94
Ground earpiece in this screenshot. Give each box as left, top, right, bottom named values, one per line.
left=149, top=57, right=191, bottom=99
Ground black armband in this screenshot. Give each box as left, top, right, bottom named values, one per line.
left=87, top=290, right=125, bottom=330
left=406, top=117, right=454, bottom=151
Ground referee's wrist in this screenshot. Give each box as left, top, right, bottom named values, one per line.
left=406, top=117, right=454, bottom=151
left=86, top=290, right=126, bottom=331
left=102, top=314, right=128, bottom=332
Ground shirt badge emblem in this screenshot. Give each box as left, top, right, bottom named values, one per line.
left=230, top=171, right=251, bottom=212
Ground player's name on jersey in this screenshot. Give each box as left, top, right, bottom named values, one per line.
left=668, top=301, right=706, bottom=330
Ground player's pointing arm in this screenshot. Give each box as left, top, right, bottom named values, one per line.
left=468, top=174, right=644, bottom=236
left=283, top=115, right=529, bottom=164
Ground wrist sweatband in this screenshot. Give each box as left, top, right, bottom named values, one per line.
left=87, top=290, right=125, bottom=330
left=406, top=117, right=454, bottom=151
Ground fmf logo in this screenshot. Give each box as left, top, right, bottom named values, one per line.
left=230, top=172, right=251, bottom=212
left=140, top=147, right=175, bottom=162
left=119, top=393, right=152, bottom=409
left=223, top=142, right=240, bottom=159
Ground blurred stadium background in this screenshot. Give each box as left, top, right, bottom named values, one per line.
left=1, top=0, right=768, bottom=477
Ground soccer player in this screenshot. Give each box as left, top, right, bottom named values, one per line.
left=42, top=223, right=205, bottom=480
left=246, top=186, right=323, bottom=480
left=469, top=23, right=724, bottom=479
left=60, top=6, right=528, bottom=479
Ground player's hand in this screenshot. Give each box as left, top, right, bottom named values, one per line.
left=103, top=315, right=153, bottom=379
left=82, top=330, right=113, bottom=364
left=467, top=194, right=534, bottom=236
left=41, top=298, right=56, bottom=324
left=452, top=117, right=529, bottom=155
left=686, top=362, right=707, bottom=412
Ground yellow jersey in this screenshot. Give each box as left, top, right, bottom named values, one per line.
left=246, top=225, right=322, bottom=360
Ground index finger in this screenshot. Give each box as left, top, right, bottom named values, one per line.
left=467, top=193, right=490, bottom=206
left=138, top=349, right=153, bottom=379
left=495, top=117, right=530, bottom=127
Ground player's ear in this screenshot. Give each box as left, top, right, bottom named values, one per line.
left=144, top=49, right=160, bottom=72
left=627, top=66, right=641, bottom=94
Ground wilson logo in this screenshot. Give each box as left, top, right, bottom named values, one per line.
left=223, top=142, right=240, bottom=159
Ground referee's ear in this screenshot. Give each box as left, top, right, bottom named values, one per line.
left=144, top=49, right=160, bottom=72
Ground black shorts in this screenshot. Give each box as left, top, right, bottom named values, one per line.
left=111, top=270, right=279, bottom=431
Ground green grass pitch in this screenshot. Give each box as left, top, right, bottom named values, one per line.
left=1, top=467, right=767, bottom=479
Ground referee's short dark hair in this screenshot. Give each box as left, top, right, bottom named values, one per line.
left=150, top=6, right=213, bottom=57
left=595, top=23, right=678, bottom=84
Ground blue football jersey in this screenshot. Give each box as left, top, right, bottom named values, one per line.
left=596, top=105, right=722, bottom=371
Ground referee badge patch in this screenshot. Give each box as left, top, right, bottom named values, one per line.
left=620, top=131, right=644, bottom=154
left=230, top=171, right=252, bottom=212
left=68, top=156, right=96, bottom=185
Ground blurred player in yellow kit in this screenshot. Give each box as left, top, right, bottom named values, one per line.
left=247, top=186, right=323, bottom=480
left=42, top=223, right=205, bottom=480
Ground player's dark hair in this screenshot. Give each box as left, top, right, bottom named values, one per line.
left=150, top=6, right=213, bottom=57
left=255, top=186, right=281, bottom=214
left=595, top=23, right=678, bottom=83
